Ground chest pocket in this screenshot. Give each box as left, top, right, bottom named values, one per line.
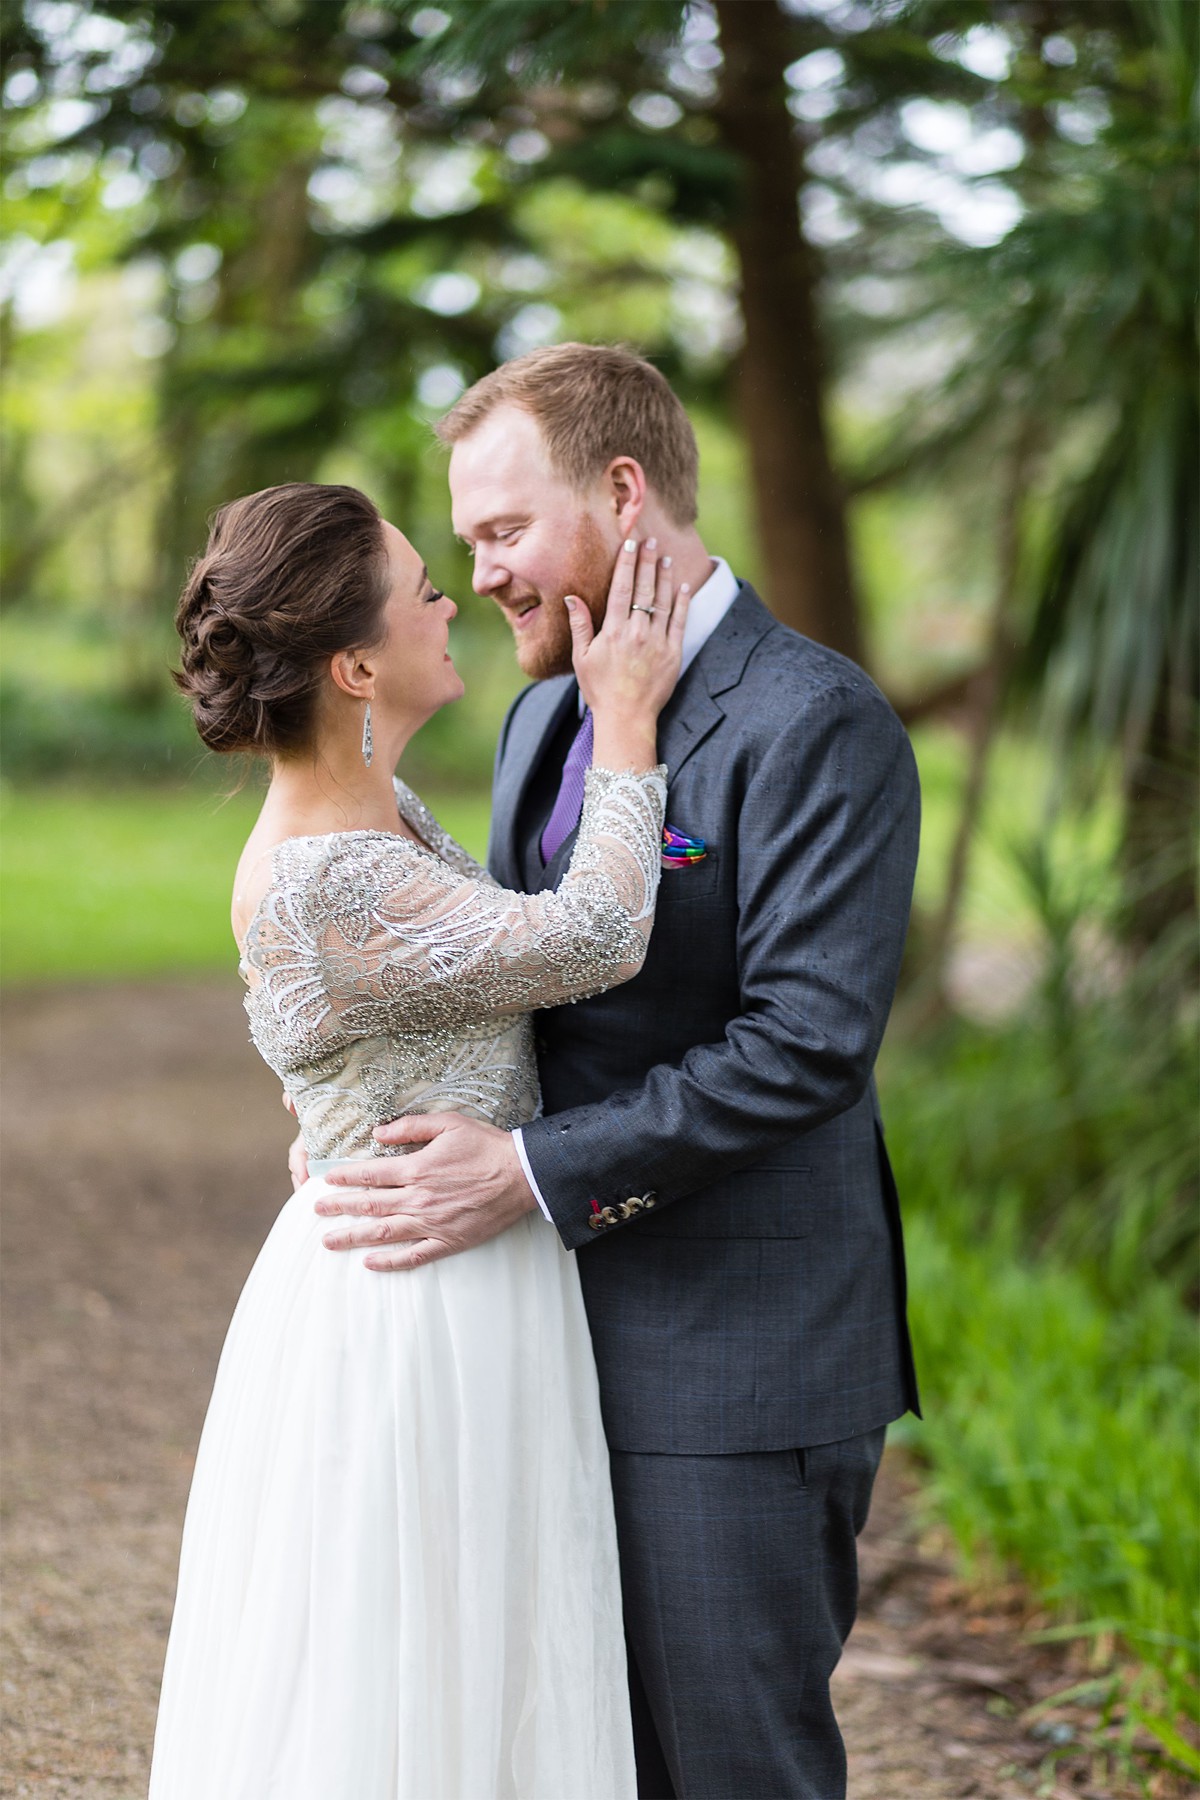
left=659, top=847, right=721, bottom=903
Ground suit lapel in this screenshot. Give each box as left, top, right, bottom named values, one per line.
left=656, top=679, right=724, bottom=785
left=657, top=583, right=777, bottom=782
left=488, top=674, right=577, bottom=890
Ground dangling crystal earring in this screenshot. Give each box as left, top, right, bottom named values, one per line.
left=361, top=700, right=373, bottom=767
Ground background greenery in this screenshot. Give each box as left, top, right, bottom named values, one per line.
left=2, top=0, right=1196, bottom=1779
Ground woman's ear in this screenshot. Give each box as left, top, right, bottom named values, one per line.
left=606, top=456, right=647, bottom=536
left=328, top=646, right=375, bottom=701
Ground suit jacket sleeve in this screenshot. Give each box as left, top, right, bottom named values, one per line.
left=518, top=678, right=921, bottom=1250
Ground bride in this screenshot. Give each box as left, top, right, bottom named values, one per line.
left=148, top=481, right=688, bottom=1799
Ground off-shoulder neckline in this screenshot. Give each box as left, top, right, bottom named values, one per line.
left=236, top=781, right=460, bottom=972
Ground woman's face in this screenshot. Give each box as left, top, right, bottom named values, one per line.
left=370, top=521, right=464, bottom=728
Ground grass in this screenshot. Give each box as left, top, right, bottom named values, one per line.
left=899, top=1208, right=1199, bottom=1764
left=904, top=1211, right=1197, bottom=1663
left=0, top=784, right=493, bottom=984
left=882, top=960, right=1199, bottom=1757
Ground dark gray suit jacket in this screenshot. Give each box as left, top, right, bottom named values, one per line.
left=488, top=584, right=921, bottom=1454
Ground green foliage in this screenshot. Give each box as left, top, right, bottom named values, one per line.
left=7, top=0, right=1191, bottom=733
left=903, top=1207, right=1198, bottom=1732
left=398, top=0, right=687, bottom=84
left=1, top=0, right=741, bottom=615
left=886, top=837, right=1198, bottom=1300
left=1031, top=380, right=1197, bottom=754
left=908, top=723, right=1122, bottom=934
left=882, top=802, right=1198, bottom=1729
left=0, top=681, right=204, bottom=780
left=856, top=0, right=1199, bottom=767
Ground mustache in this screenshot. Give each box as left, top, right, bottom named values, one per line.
left=492, top=587, right=551, bottom=611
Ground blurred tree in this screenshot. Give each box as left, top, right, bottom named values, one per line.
left=2, top=0, right=506, bottom=600
left=390, top=0, right=1019, bottom=657
left=2, top=0, right=1193, bottom=757
left=854, top=0, right=1198, bottom=950
left=2, top=0, right=1043, bottom=668
left=396, top=0, right=865, bottom=649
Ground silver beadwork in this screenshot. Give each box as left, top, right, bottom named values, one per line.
left=361, top=701, right=374, bottom=767
left=241, top=769, right=667, bottom=1167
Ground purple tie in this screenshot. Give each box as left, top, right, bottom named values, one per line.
left=540, top=707, right=594, bottom=865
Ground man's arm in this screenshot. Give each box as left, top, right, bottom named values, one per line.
left=520, top=679, right=920, bottom=1248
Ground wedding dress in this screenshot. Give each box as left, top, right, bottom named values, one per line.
left=148, top=765, right=666, bottom=1800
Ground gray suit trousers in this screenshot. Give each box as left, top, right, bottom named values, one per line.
left=611, top=1428, right=886, bottom=1800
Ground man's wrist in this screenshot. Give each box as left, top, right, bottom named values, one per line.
left=510, top=1128, right=552, bottom=1220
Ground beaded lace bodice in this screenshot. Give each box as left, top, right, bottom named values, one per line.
left=242, top=767, right=667, bottom=1165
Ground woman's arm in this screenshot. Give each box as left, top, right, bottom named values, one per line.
left=248, top=765, right=665, bottom=1036
left=249, top=540, right=688, bottom=1036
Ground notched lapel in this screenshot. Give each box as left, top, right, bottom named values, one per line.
left=656, top=684, right=724, bottom=784
left=488, top=675, right=576, bottom=889
left=701, top=584, right=777, bottom=696
left=657, top=584, right=777, bottom=783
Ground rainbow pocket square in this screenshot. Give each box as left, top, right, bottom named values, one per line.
left=662, top=825, right=707, bottom=869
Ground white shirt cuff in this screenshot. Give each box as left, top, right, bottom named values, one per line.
left=512, top=1127, right=553, bottom=1221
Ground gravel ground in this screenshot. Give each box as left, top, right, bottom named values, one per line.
left=1, top=982, right=1189, bottom=1799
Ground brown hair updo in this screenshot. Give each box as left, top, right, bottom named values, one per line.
left=174, top=483, right=389, bottom=757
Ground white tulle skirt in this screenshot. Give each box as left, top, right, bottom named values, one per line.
left=148, top=1173, right=636, bottom=1800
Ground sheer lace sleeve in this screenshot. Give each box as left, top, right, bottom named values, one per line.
left=246, top=765, right=667, bottom=1038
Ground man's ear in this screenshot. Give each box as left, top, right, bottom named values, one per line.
left=606, top=455, right=647, bottom=535
left=328, top=646, right=375, bottom=701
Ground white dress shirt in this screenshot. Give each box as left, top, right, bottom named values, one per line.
left=514, top=556, right=741, bottom=1220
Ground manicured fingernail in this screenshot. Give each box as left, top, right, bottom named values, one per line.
left=624, top=538, right=637, bottom=552
left=564, top=594, right=577, bottom=609
left=680, top=582, right=691, bottom=593
left=645, top=537, right=657, bottom=550
left=661, top=555, right=672, bottom=569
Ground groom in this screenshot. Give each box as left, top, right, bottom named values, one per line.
left=316, top=343, right=921, bottom=1798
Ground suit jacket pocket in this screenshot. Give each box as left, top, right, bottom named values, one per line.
left=634, top=1167, right=816, bottom=1238
left=659, top=847, right=721, bottom=900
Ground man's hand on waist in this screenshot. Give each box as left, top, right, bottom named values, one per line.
left=313, top=1114, right=538, bottom=1272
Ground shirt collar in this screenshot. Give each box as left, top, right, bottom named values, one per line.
left=678, top=555, right=739, bottom=677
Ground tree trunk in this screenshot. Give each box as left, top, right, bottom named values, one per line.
left=156, top=153, right=320, bottom=604
left=713, top=0, right=862, bottom=664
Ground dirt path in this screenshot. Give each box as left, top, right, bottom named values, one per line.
left=0, top=983, right=1176, bottom=1798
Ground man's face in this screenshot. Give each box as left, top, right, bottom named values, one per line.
left=447, top=404, right=617, bottom=679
